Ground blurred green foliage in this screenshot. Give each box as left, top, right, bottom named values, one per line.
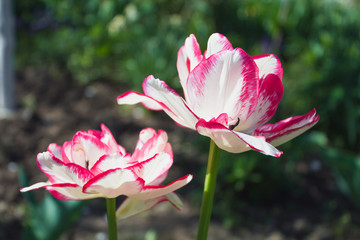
left=16, top=0, right=214, bottom=88
left=15, top=0, right=359, bottom=150
left=15, top=0, right=360, bottom=233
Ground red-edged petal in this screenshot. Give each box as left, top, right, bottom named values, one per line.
left=116, top=192, right=183, bottom=220
left=186, top=49, right=259, bottom=122
left=142, top=75, right=199, bottom=129
left=90, top=153, right=131, bottom=175
left=254, top=109, right=320, bottom=147
left=20, top=182, right=99, bottom=200
left=47, top=183, right=101, bottom=200
left=148, top=171, right=168, bottom=186
left=253, top=54, right=283, bottom=81
left=37, top=152, right=94, bottom=185
left=83, top=168, right=144, bottom=198
left=127, top=152, right=173, bottom=185
left=61, top=139, right=86, bottom=168
left=20, top=181, right=52, bottom=192
left=237, top=74, right=283, bottom=131
left=129, top=174, right=192, bottom=200
left=130, top=129, right=172, bottom=163
left=196, top=119, right=282, bottom=157
left=61, top=141, right=75, bottom=164
left=177, top=34, right=204, bottom=94
left=100, top=124, right=126, bottom=154
left=118, top=76, right=199, bottom=129
left=117, top=91, right=163, bottom=110
left=47, top=143, right=63, bottom=162
left=204, top=33, right=234, bottom=58
left=72, top=131, right=112, bottom=169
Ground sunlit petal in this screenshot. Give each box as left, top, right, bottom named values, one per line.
left=255, top=109, right=320, bottom=147
left=205, top=33, right=233, bottom=58
left=186, top=49, right=259, bottom=122
left=196, top=119, right=282, bottom=157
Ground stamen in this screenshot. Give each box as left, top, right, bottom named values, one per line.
left=229, top=118, right=240, bottom=130
left=85, top=159, right=89, bottom=169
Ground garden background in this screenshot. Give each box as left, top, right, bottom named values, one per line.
left=0, top=0, right=359, bottom=239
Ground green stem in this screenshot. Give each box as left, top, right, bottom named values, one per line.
left=197, top=139, right=222, bottom=240
left=106, top=198, right=118, bottom=240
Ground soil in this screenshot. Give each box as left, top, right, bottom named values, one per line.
left=1, top=67, right=360, bottom=240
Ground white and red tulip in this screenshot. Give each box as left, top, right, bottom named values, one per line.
left=21, top=124, right=192, bottom=219
left=117, top=33, right=319, bottom=157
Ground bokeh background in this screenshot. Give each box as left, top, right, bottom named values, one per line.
left=1, top=0, right=359, bottom=239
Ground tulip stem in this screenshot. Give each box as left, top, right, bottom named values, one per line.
left=106, top=198, right=118, bottom=240
left=197, top=139, right=221, bottom=240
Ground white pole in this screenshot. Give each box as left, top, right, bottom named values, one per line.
left=0, top=0, right=15, bottom=118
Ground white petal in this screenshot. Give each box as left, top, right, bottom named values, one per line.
left=143, top=76, right=199, bottom=129
left=20, top=181, right=50, bottom=192
left=100, top=124, right=127, bottom=154
left=90, top=153, right=131, bottom=175
left=130, top=129, right=172, bottom=163
left=205, top=33, right=233, bottom=58
left=48, top=184, right=102, bottom=200
left=129, top=153, right=172, bottom=185
left=116, top=192, right=183, bottom=220
left=72, top=132, right=112, bottom=170
left=130, top=174, right=193, bottom=200
left=37, top=152, right=94, bottom=186
left=196, top=120, right=282, bottom=157
left=255, top=109, right=320, bottom=147
left=20, top=182, right=101, bottom=200
left=253, top=54, right=283, bottom=80
left=83, top=168, right=144, bottom=198
left=117, top=91, right=163, bottom=110
left=177, top=34, right=203, bottom=94
left=186, top=49, right=259, bottom=122
left=47, top=144, right=63, bottom=161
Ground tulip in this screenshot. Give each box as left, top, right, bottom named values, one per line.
left=21, top=124, right=192, bottom=220
left=117, top=33, right=319, bottom=157
left=117, top=33, right=319, bottom=240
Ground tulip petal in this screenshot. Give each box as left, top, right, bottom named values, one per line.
left=47, top=143, right=63, bottom=161
left=20, top=182, right=99, bottom=200
left=131, top=129, right=172, bottom=163
left=196, top=119, right=282, bottom=157
left=72, top=131, right=113, bottom=170
left=37, top=152, right=94, bottom=185
left=47, top=183, right=102, bottom=200
left=177, top=34, right=203, bottom=93
left=61, top=141, right=77, bottom=164
left=117, top=91, right=163, bottom=110
left=90, top=153, right=131, bottom=175
left=253, top=54, right=283, bottom=81
left=237, top=74, right=283, bottom=131
left=128, top=153, right=173, bottom=185
left=20, top=181, right=51, bottom=192
left=83, top=168, right=144, bottom=198
left=100, top=124, right=127, bottom=154
left=148, top=171, right=168, bottom=186
left=118, top=76, right=199, bottom=129
left=116, top=192, right=183, bottom=220
left=205, top=33, right=233, bottom=58
left=254, top=109, right=320, bottom=147
left=142, top=75, right=199, bottom=129
left=186, top=49, right=259, bottom=122
left=130, top=174, right=193, bottom=200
